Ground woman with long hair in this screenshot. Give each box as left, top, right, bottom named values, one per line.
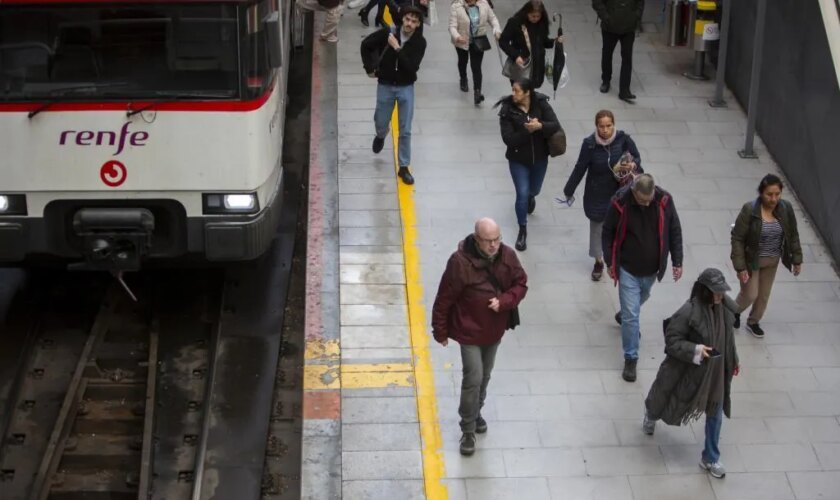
left=643, top=268, right=740, bottom=480
left=562, top=110, right=642, bottom=281
left=730, top=174, right=803, bottom=338
left=495, top=79, right=560, bottom=251
left=498, top=0, right=559, bottom=88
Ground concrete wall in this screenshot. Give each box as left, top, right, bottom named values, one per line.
left=725, top=0, right=840, bottom=265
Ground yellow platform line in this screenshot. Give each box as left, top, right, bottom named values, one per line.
left=382, top=7, right=448, bottom=494
left=304, top=363, right=415, bottom=390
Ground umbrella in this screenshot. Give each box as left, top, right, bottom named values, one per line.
left=551, top=12, right=566, bottom=98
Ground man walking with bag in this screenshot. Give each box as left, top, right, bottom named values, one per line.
left=432, top=218, right=528, bottom=456
left=360, top=5, right=427, bottom=185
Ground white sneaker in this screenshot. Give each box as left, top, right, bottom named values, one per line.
left=347, top=0, right=366, bottom=8
left=700, top=459, right=726, bottom=478
left=320, top=34, right=339, bottom=43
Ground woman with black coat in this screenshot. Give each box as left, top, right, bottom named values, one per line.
left=562, top=109, right=641, bottom=281
left=498, top=0, right=558, bottom=88
left=643, top=268, right=740, bottom=480
left=495, top=78, right=560, bottom=251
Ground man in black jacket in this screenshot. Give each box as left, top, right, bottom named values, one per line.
left=360, top=6, right=427, bottom=185
left=592, top=0, right=644, bottom=102
left=602, top=174, right=683, bottom=382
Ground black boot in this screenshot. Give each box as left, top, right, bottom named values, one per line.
left=515, top=225, right=527, bottom=251
left=460, top=78, right=469, bottom=92
left=474, top=89, right=484, bottom=105
left=358, top=8, right=369, bottom=27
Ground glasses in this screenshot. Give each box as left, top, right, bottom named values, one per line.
left=476, top=235, right=502, bottom=245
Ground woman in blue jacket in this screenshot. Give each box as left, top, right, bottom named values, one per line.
left=562, top=110, right=641, bottom=280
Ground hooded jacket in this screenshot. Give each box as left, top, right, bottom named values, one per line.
left=360, top=25, right=427, bottom=86
left=431, top=235, right=528, bottom=345
left=645, top=295, right=740, bottom=425
left=602, top=185, right=683, bottom=282
left=497, top=92, right=560, bottom=166
left=563, top=131, right=643, bottom=222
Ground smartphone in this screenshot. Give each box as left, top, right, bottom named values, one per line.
left=707, top=348, right=721, bottom=358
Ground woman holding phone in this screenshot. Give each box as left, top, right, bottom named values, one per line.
left=642, top=268, right=740, bottom=480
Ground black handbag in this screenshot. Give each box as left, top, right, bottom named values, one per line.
left=483, top=267, right=521, bottom=331
left=471, top=35, right=492, bottom=51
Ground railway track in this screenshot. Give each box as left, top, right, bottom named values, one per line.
left=0, top=272, right=224, bottom=500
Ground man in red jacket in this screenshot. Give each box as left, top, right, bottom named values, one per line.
left=432, top=218, right=528, bottom=456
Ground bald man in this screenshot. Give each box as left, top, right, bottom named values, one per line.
left=432, top=218, right=528, bottom=456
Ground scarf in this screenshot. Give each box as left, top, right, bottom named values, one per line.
left=681, top=304, right=727, bottom=424
left=594, top=129, right=617, bottom=147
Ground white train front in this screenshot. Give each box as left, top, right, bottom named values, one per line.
left=0, top=0, right=294, bottom=270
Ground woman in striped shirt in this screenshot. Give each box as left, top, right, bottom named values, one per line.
left=730, top=174, right=804, bottom=338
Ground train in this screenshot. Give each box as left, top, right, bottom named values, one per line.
left=0, top=0, right=298, bottom=271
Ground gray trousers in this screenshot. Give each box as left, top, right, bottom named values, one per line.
left=458, top=342, right=500, bottom=433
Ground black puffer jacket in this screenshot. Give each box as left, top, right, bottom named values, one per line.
left=497, top=93, right=560, bottom=166
left=498, top=17, right=555, bottom=88
left=645, top=295, right=740, bottom=425
left=360, top=26, right=427, bottom=86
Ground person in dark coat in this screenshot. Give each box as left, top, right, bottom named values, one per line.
left=494, top=78, right=561, bottom=251
left=432, top=218, right=528, bottom=457
left=498, top=0, right=560, bottom=88
left=643, top=268, right=740, bottom=479
left=730, top=174, right=803, bottom=338
left=592, top=0, right=644, bottom=101
left=563, top=109, right=642, bottom=281
left=360, top=6, right=427, bottom=185
left=602, top=174, right=683, bottom=382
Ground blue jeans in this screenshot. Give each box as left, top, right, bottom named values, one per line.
left=618, top=267, right=656, bottom=360
left=508, top=158, right=548, bottom=226
left=702, top=406, right=724, bottom=463
left=374, top=83, right=414, bottom=168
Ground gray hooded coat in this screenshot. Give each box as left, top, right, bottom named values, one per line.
left=644, top=295, right=740, bottom=426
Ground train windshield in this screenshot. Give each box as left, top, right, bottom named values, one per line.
left=0, top=4, right=249, bottom=101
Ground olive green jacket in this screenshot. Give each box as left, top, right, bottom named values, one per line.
left=730, top=199, right=803, bottom=272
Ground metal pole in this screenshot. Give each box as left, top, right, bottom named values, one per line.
left=738, top=0, right=766, bottom=159
left=708, top=0, right=731, bottom=107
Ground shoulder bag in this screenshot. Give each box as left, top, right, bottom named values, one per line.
left=482, top=266, right=520, bottom=331
left=501, top=25, right=531, bottom=81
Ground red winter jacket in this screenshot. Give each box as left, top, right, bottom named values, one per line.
left=431, top=235, right=528, bottom=345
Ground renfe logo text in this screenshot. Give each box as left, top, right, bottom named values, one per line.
left=59, top=122, right=149, bottom=156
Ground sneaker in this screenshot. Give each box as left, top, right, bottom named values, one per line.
left=459, top=432, right=476, bottom=456
left=319, top=34, right=338, bottom=43
left=622, top=359, right=637, bottom=382
left=745, top=322, right=764, bottom=338
left=734, top=313, right=740, bottom=329
left=397, top=167, right=414, bottom=185
left=614, top=311, right=622, bottom=325
left=527, top=195, right=536, bottom=214
left=475, top=415, right=488, bottom=434
left=700, top=459, right=726, bottom=478
left=347, top=0, right=366, bottom=8
left=372, top=136, right=385, bottom=154
left=642, top=412, right=656, bottom=435
left=599, top=82, right=610, bottom=93
left=591, top=261, right=604, bottom=281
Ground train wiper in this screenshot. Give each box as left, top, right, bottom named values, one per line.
left=126, top=91, right=236, bottom=118
left=27, top=82, right=129, bottom=119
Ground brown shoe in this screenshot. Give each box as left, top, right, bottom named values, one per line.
left=591, top=261, right=604, bottom=281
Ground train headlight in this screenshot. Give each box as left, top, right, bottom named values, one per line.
left=202, top=193, right=260, bottom=215
left=0, top=194, right=27, bottom=215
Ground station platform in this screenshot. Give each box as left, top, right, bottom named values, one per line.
left=301, top=1, right=840, bottom=499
